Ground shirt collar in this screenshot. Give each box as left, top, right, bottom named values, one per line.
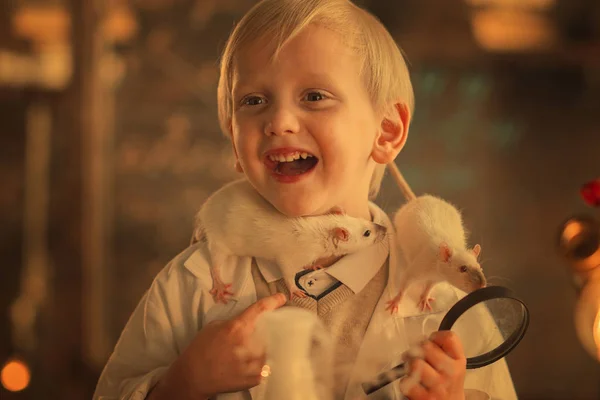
left=255, top=202, right=391, bottom=294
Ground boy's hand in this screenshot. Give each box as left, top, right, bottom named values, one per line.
left=401, top=331, right=466, bottom=400
left=149, top=293, right=287, bottom=400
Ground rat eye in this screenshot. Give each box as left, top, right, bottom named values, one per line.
left=363, top=230, right=371, bottom=237
left=460, top=266, right=468, bottom=273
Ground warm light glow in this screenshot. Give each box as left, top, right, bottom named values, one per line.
left=594, top=310, right=600, bottom=360
left=471, top=9, right=556, bottom=52
left=12, top=4, right=138, bottom=47
left=575, top=279, right=600, bottom=362
left=261, top=364, right=271, bottom=378
left=562, top=220, right=584, bottom=242
left=465, top=0, right=555, bottom=10
left=12, top=6, right=70, bottom=45
left=558, top=216, right=600, bottom=277
left=102, top=6, right=139, bottom=42
left=0, top=359, right=31, bottom=392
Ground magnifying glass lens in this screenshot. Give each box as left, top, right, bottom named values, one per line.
left=452, top=297, right=526, bottom=359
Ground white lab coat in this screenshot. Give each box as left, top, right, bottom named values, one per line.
left=93, top=202, right=518, bottom=400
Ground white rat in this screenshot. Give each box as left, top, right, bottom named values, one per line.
left=385, top=162, right=486, bottom=314
left=194, top=179, right=388, bottom=302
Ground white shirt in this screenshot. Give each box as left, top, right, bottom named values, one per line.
left=93, top=202, right=518, bottom=400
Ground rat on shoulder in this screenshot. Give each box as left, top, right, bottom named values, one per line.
left=193, top=179, right=388, bottom=303
left=385, top=161, right=486, bottom=314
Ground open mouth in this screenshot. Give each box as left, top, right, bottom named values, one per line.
left=265, top=151, right=319, bottom=176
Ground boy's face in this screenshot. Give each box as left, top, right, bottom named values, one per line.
left=230, top=25, right=383, bottom=218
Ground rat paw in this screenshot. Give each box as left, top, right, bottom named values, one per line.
left=303, top=264, right=324, bottom=271
left=291, top=290, right=308, bottom=299
left=209, top=282, right=234, bottom=304
left=385, top=300, right=400, bottom=314
left=418, top=297, right=435, bottom=311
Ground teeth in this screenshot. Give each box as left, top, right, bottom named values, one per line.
left=268, top=151, right=314, bottom=162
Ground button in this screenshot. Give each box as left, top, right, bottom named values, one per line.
left=297, top=270, right=338, bottom=296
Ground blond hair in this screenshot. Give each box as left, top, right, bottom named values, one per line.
left=217, top=0, right=414, bottom=199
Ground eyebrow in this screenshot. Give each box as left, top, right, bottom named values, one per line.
left=233, top=72, right=339, bottom=96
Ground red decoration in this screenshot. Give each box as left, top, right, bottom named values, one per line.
left=581, top=178, right=600, bottom=207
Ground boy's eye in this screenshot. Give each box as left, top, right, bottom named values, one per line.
left=305, top=91, right=325, bottom=102
left=241, top=96, right=265, bottom=106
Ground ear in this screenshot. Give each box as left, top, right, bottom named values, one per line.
left=439, top=242, right=452, bottom=262
left=472, top=244, right=481, bottom=258
left=229, top=120, right=244, bottom=173
left=234, top=160, right=243, bottom=173
left=227, top=119, right=234, bottom=137
left=329, top=206, right=345, bottom=215
left=333, top=227, right=349, bottom=242
left=371, top=102, right=410, bottom=164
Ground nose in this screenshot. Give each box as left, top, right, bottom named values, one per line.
left=264, top=104, right=300, bottom=137
left=470, top=270, right=486, bottom=288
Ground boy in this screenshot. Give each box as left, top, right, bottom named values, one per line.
left=94, top=0, right=518, bottom=399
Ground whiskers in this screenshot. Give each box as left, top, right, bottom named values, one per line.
left=378, top=228, right=394, bottom=243
left=484, top=275, right=515, bottom=286
left=476, top=255, right=514, bottom=286
left=374, top=230, right=394, bottom=254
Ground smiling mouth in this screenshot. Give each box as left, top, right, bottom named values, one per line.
left=265, top=151, right=319, bottom=176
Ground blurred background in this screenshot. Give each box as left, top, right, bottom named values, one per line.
left=1, top=0, right=600, bottom=398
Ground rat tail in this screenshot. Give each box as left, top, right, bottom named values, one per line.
left=387, top=161, right=417, bottom=201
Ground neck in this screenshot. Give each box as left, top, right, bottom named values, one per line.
left=335, top=200, right=372, bottom=221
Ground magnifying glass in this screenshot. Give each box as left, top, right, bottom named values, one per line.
left=362, top=285, right=530, bottom=395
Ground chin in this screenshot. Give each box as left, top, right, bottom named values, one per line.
left=247, top=168, right=336, bottom=216
left=266, top=190, right=327, bottom=217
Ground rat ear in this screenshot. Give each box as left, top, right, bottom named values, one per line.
left=472, top=244, right=481, bottom=258
left=329, top=206, right=345, bottom=215
left=439, top=242, right=452, bottom=262
left=331, top=227, right=349, bottom=248
left=334, top=227, right=349, bottom=241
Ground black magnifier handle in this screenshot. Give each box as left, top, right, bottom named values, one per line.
left=361, top=362, right=408, bottom=395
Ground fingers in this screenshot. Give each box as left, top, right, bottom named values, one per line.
left=233, top=346, right=266, bottom=380
left=398, top=372, right=429, bottom=400
left=420, top=340, right=456, bottom=377
left=409, top=358, right=442, bottom=390
left=402, top=358, right=455, bottom=399
left=236, top=293, right=287, bottom=326
left=233, top=345, right=263, bottom=361
left=399, top=333, right=467, bottom=399
left=429, top=331, right=466, bottom=362
left=400, top=383, right=429, bottom=399
left=245, top=356, right=266, bottom=375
